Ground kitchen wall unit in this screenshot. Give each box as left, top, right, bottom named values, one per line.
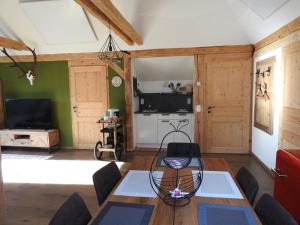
left=135, top=113, right=194, bottom=147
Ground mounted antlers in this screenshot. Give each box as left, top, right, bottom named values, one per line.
left=0, top=47, right=37, bottom=86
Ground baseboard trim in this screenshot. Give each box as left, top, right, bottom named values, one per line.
left=251, top=153, right=275, bottom=178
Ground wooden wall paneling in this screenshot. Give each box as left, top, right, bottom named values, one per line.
left=203, top=53, right=252, bottom=153
left=124, top=56, right=133, bottom=150
left=255, top=16, right=300, bottom=51
left=281, top=41, right=300, bottom=148
left=281, top=107, right=300, bottom=147
left=74, top=0, right=134, bottom=45
left=254, top=56, right=276, bottom=134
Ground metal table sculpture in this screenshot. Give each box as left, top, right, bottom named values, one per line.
left=149, top=119, right=204, bottom=225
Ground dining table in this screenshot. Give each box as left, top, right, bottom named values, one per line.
left=88, top=156, right=262, bottom=225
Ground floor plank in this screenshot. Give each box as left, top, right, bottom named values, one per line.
left=1, top=148, right=273, bottom=225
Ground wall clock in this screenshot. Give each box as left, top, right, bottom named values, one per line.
left=112, top=76, right=122, bottom=87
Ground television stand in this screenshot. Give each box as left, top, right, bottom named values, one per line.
left=0, top=129, right=59, bottom=153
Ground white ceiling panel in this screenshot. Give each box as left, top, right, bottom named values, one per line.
left=133, top=56, right=194, bottom=81
left=20, top=0, right=97, bottom=45
left=240, top=0, right=289, bottom=19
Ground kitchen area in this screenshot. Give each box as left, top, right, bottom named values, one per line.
left=131, top=56, right=194, bottom=148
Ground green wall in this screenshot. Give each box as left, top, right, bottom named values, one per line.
left=0, top=61, right=125, bottom=147
left=0, top=61, right=73, bottom=147
left=108, top=64, right=125, bottom=114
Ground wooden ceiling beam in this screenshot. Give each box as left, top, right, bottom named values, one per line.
left=74, top=0, right=134, bottom=46
left=255, top=16, right=300, bottom=51
left=0, top=36, right=28, bottom=51
left=106, top=61, right=125, bottom=79
left=130, top=45, right=254, bottom=58
left=91, top=0, right=143, bottom=45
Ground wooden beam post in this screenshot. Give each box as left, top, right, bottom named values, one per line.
left=124, top=56, right=133, bottom=150
left=106, top=61, right=125, bottom=79
left=0, top=147, right=5, bottom=225
left=74, top=0, right=134, bottom=45
left=193, top=55, right=205, bottom=152
left=91, top=0, right=143, bottom=45
left=0, top=36, right=28, bottom=51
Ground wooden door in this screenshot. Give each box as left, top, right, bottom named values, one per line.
left=281, top=42, right=300, bottom=148
left=204, top=54, right=252, bottom=153
left=69, top=65, right=108, bottom=149
left=0, top=147, right=4, bottom=225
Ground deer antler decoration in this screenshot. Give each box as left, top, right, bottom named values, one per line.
left=0, top=47, right=37, bottom=86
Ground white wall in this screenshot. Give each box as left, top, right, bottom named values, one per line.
left=252, top=48, right=283, bottom=169
left=139, top=80, right=193, bottom=93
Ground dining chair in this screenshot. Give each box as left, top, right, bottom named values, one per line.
left=93, top=161, right=121, bottom=206
left=255, top=193, right=298, bottom=225
left=167, top=142, right=201, bottom=157
left=48, top=193, right=91, bottom=225
left=235, top=167, right=259, bottom=205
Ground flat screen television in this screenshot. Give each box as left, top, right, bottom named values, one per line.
left=5, top=98, right=52, bottom=129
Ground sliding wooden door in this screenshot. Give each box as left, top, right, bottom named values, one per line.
left=203, top=54, right=252, bottom=153
left=69, top=65, right=108, bottom=149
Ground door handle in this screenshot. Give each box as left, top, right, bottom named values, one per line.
left=208, top=106, right=215, bottom=110
left=73, top=106, right=78, bottom=112
left=271, top=168, right=288, bottom=178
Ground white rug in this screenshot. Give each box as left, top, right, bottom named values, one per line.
left=2, top=154, right=52, bottom=160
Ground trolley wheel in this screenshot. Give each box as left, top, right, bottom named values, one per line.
left=114, top=143, right=123, bottom=161
left=94, top=141, right=103, bottom=160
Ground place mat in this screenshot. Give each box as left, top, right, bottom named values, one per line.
left=114, top=170, right=163, bottom=198
left=2, top=154, right=52, bottom=160
left=192, top=170, right=243, bottom=199
left=156, top=156, right=202, bottom=167
left=197, top=203, right=258, bottom=225
left=91, top=201, right=154, bottom=225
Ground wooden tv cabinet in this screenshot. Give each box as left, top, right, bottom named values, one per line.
left=0, top=129, right=59, bottom=152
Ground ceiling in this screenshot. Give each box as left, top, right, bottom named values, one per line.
left=0, top=0, right=299, bottom=55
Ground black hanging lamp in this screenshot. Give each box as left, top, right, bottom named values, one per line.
left=98, top=21, right=127, bottom=63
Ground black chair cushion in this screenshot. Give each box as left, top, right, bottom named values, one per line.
left=235, top=167, right=259, bottom=205
left=93, top=161, right=121, bottom=206
left=167, top=142, right=201, bottom=157
left=255, top=194, right=298, bottom=225
left=49, top=193, right=91, bottom=225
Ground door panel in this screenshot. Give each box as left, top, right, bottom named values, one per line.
left=135, top=114, right=158, bottom=143
left=204, top=54, right=252, bottom=153
left=69, top=65, right=108, bottom=149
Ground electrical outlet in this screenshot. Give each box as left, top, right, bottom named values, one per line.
left=196, top=81, right=201, bottom=87
left=196, top=105, right=201, bottom=112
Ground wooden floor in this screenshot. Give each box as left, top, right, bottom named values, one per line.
left=1, top=148, right=274, bottom=225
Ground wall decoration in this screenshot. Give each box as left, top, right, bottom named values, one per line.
left=254, top=56, right=276, bottom=134
left=112, top=75, right=122, bottom=87
left=0, top=47, right=37, bottom=86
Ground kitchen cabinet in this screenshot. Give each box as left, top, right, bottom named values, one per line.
left=158, top=119, right=174, bottom=145
left=135, top=114, right=158, bottom=143
left=173, top=114, right=193, bottom=142
left=135, top=113, right=194, bottom=147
